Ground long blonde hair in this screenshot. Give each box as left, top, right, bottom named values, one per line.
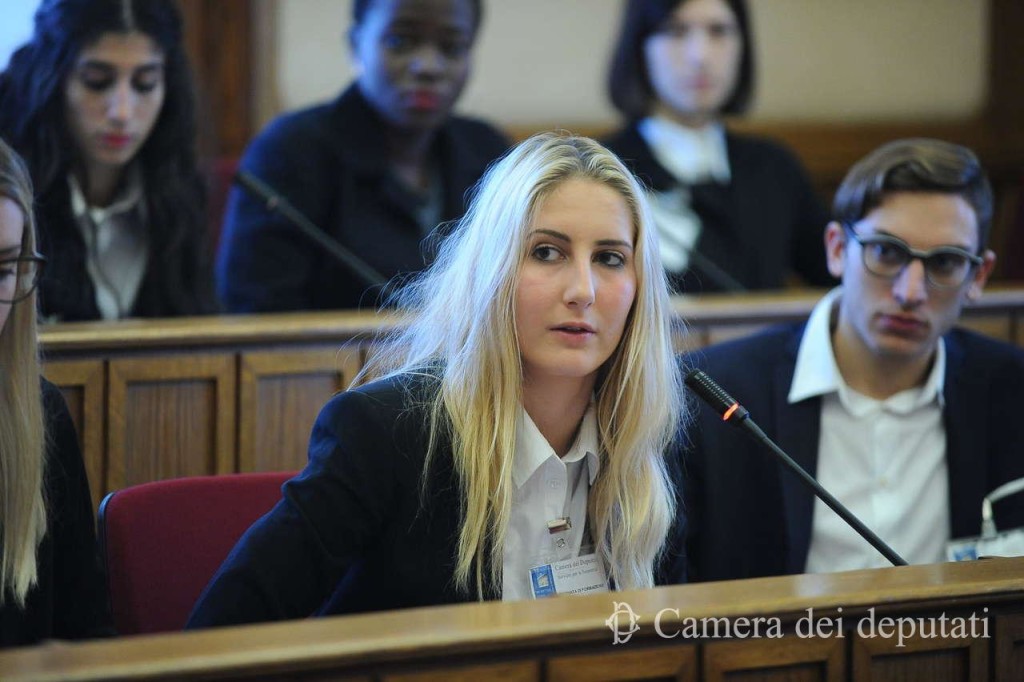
left=0, top=138, right=46, bottom=607
left=357, top=132, right=685, bottom=597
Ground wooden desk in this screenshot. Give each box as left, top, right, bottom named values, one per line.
left=39, top=287, right=1024, bottom=508
left=41, top=310, right=397, bottom=509
left=1, top=557, right=1022, bottom=681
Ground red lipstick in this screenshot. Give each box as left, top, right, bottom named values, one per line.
left=100, top=133, right=132, bottom=149
left=408, top=90, right=440, bottom=110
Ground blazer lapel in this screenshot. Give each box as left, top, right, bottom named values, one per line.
left=942, top=333, right=989, bottom=539
left=770, top=327, right=823, bottom=574
left=691, top=134, right=744, bottom=287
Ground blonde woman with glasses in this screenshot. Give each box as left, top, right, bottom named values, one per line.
left=0, top=138, right=111, bottom=646
left=189, top=133, right=687, bottom=627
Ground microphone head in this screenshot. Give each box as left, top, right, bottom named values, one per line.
left=685, top=369, right=749, bottom=423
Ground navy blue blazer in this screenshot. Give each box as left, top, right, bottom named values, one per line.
left=187, top=373, right=688, bottom=628
left=682, top=324, right=1024, bottom=582
left=217, top=85, right=510, bottom=312
left=602, top=123, right=834, bottom=293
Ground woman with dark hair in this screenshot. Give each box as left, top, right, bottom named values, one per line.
left=0, top=137, right=111, bottom=646
left=216, top=0, right=510, bottom=312
left=0, top=0, right=216, bottom=321
left=604, top=0, right=833, bottom=293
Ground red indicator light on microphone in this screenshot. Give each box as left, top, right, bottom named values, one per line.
left=722, top=403, right=739, bottom=421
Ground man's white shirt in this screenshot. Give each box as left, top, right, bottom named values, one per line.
left=790, top=288, right=950, bottom=572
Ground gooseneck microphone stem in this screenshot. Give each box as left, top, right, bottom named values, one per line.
left=739, top=417, right=907, bottom=567
left=686, top=249, right=747, bottom=294
left=685, top=369, right=908, bottom=568
left=234, top=170, right=387, bottom=289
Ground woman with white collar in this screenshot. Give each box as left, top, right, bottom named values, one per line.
left=188, top=133, right=687, bottom=626
left=0, top=0, right=215, bottom=321
left=604, top=0, right=834, bottom=294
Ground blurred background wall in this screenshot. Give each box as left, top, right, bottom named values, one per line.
left=265, top=0, right=988, bottom=129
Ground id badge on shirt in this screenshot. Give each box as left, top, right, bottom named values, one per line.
left=947, top=478, right=1024, bottom=561
left=529, top=552, right=609, bottom=598
left=947, top=527, right=1024, bottom=561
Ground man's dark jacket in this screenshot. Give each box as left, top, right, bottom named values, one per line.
left=683, top=323, right=1024, bottom=582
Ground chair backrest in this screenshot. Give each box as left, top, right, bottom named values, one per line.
left=98, top=471, right=294, bottom=635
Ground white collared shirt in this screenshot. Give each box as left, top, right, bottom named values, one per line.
left=69, top=171, right=149, bottom=320
left=502, top=405, right=600, bottom=601
left=638, top=116, right=731, bottom=185
left=637, top=116, right=730, bottom=274
left=791, top=288, right=950, bottom=572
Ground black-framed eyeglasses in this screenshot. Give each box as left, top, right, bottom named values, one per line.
left=0, top=252, right=46, bottom=304
left=842, top=224, right=982, bottom=289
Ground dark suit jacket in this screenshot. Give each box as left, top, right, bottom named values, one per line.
left=0, top=380, right=112, bottom=647
left=682, top=324, right=1024, bottom=582
left=602, top=123, right=834, bottom=293
left=216, top=85, right=510, bottom=312
left=33, top=176, right=216, bottom=322
left=187, top=373, right=687, bottom=628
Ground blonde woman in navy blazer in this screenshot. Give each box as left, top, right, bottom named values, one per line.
left=188, top=133, right=688, bottom=625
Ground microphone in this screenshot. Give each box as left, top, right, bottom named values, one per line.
left=685, top=368, right=908, bottom=568
left=233, top=170, right=387, bottom=289
left=685, top=183, right=747, bottom=293
left=686, top=249, right=747, bottom=294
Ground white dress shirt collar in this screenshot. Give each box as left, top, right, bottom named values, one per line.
left=67, top=168, right=149, bottom=320
left=637, top=115, right=731, bottom=184
left=788, top=287, right=946, bottom=412
left=514, top=404, right=600, bottom=489
left=503, top=405, right=602, bottom=600
left=68, top=167, right=143, bottom=223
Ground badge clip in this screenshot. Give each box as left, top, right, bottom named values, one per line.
left=547, top=517, right=572, bottom=534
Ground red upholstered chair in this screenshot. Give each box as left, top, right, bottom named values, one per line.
left=98, top=471, right=295, bottom=635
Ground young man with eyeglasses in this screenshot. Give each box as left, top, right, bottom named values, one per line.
left=683, top=138, right=1024, bottom=581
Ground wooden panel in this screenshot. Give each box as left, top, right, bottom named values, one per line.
left=548, top=645, right=696, bottom=681
left=704, top=636, right=843, bottom=682
left=29, top=287, right=1024, bottom=496
left=382, top=660, right=539, bottom=682
left=42, top=359, right=105, bottom=511
left=993, top=612, right=1024, bottom=682
left=107, top=354, right=235, bottom=492
left=1010, top=312, right=1022, bottom=347
left=38, top=309, right=389, bottom=353
left=705, top=323, right=782, bottom=348
left=852, top=627, right=987, bottom=682
left=1, top=558, right=1022, bottom=681
left=38, top=289, right=1024, bottom=353
left=674, top=325, right=709, bottom=353
left=957, top=315, right=1013, bottom=343
left=238, top=346, right=363, bottom=472
left=989, top=0, right=1024, bottom=129
left=178, top=0, right=254, bottom=158
left=245, top=671, right=370, bottom=675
